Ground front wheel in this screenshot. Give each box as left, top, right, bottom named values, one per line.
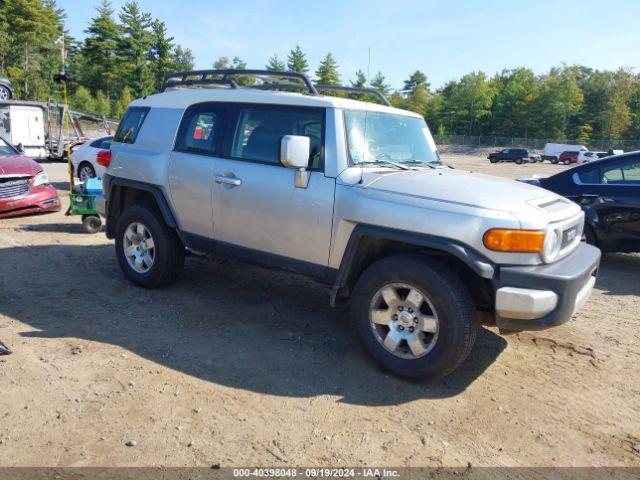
left=115, top=204, right=185, bottom=288
left=515, top=158, right=524, bottom=165
left=489, top=157, right=499, bottom=164
left=350, top=254, right=478, bottom=381
left=78, top=162, right=96, bottom=182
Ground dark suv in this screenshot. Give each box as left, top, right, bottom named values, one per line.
left=488, top=148, right=541, bottom=164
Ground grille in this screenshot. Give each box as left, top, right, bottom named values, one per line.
left=0, top=177, right=30, bottom=199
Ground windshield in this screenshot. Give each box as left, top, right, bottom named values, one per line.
left=0, top=138, right=18, bottom=156
left=344, top=110, right=441, bottom=166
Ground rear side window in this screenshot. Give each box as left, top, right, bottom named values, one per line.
left=113, top=107, right=149, bottom=144
left=577, top=168, right=599, bottom=184
left=175, top=103, right=226, bottom=155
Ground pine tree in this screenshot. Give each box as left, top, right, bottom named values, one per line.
left=402, top=70, right=429, bottom=96
left=94, top=90, right=110, bottom=116
left=287, top=45, right=309, bottom=74
left=173, top=45, right=194, bottom=71
left=371, top=72, right=391, bottom=96
left=81, top=0, right=120, bottom=100
left=72, top=85, right=96, bottom=113
left=350, top=70, right=367, bottom=88
left=266, top=54, right=285, bottom=71
left=111, top=86, right=132, bottom=118
left=117, top=1, right=154, bottom=97
left=149, top=19, right=175, bottom=90
left=315, top=52, right=340, bottom=86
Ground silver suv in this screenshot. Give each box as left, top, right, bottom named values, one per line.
left=100, top=70, right=600, bottom=380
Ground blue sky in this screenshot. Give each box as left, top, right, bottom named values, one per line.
left=57, top=0, right=640, bottom=90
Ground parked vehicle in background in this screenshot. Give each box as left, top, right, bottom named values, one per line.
left=488, top=148, right=541, bottom=164
left=99, top=69, right=599, bottom=381
left=543, top=143, right=588, bottom=163
left=577, top=151, right=604, bottom=164
left=71, top=135, right=113, bottom=181
left=0, top=78, right=13, bottom=100
left=520, top=152, right=640, bottom=253
left=0, top=136, right=60, bottom=218
left=559, top=151, right=580, bottom=165
left=0, top=102, right=48, bottom=159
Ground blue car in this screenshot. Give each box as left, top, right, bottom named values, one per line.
left=521, top=152, right=640, bottom=253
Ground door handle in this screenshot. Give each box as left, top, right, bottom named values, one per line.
left=214, top=175, right=242, bottom=187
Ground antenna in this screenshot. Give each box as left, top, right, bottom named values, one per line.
left=366, top=47, right=371, bottom=87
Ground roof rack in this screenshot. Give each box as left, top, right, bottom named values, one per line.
left=161, top=69, right=318, bottom=95
left=314, top=85, right=391, bottom=106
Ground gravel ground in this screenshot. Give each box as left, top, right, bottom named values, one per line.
left=0, top=154, right=638, bottom=468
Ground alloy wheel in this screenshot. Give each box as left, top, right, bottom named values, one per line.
left=123, top=222, right=156, bottom=273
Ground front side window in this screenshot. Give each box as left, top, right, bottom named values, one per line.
left=231, top=106, right=324, bottom=168
left=175, top=104, right=225, bottom=155
left=113, top=107, right=150, bottom=144
left=577, top=167, right=599, bottom=184
left=344, top=110, right=441, bottom=167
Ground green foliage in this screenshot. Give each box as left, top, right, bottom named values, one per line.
left=315, top=52, right=340, bottom=86
left=402, top=70, right=429, bottom=96
left=287, top=45, right=309, bottom=74
left=71, top=85, right=95, bottom=112
left=350, top=70, right=367, bottom=88
left=266, top=54, right=285, bottom=71
left=370, top=72, right=391, bottom=96
left=94, top=90, right=110, bottom=116
left=111, top=86, right=132, bottom=118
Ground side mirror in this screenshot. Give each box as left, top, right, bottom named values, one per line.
left=280, top=135, right=311, bottom=188
left=16, top=143, right=24, bottom=153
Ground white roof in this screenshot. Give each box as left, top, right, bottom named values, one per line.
left=131, top=87, right=421, bottom=118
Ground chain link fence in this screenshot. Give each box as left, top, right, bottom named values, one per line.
left=433, top=134, right=640, bottom=152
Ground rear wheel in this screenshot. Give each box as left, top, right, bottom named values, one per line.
left=115, top=204, right=185, bottom=288
left=550, top=157, right=558, bottom=164
left=0, top=85, right=11, bottom=100
left=78, top=162, right=96, bottom=182
left=81, top=215, right=102, bottom=234
left=515, top=158, right=524, bottom=165
left=350, top=254, right=478, bottom=381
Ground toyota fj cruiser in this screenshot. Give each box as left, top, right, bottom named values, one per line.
left=100, top=70, right=600, bottom=380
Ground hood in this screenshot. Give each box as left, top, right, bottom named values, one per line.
left=0, top=154, right=41, bottom=177
left=348, top=167, right=560, bottom=216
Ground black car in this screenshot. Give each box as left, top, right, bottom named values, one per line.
left=522, top=152, right=640, bottom=253
left=0, top=78, right=13, bottom=100
left=488, top=148, right=541, bottom=164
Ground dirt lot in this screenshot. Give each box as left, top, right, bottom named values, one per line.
left=0, top=154, right=639, bottom=468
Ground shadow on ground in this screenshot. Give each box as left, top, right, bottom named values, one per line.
left=596, top=253, right=640, bottom=297
left=0, top=243, right=510, bottom=406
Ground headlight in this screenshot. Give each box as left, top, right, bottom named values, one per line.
left=541, top=228, right=562, bottom=263
left=33, top=171, right=49, bottom=186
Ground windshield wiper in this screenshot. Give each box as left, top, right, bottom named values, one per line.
left=400, top=160, right=440, bottom=169
left=359, top=160, right=410, bottom=170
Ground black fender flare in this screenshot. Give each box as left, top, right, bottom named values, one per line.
left=105, top=177, right=178, bottom=238
left=330, top=224, right=496, bottom=306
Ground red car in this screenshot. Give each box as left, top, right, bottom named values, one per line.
left=0, top=137, right=60, bottom=218
left=558, top=150, right=579, bottom=165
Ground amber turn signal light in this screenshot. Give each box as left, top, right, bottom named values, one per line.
left=483, top=229, right=545, bottom=253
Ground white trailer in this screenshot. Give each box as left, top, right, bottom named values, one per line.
left=0, top=102, right=48, bottom=159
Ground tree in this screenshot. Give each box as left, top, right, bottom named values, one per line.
left=117, top=1, right=154, bottom=97
left=94, top=90, right=110, bottom=116
left=81, top=0, right=120, bottom=100
left=402, top=70, right=429, bottom=96
left=439, top=72, right=493, bottom=135
left=266, top=54, right=285, bottom=71
left=149, top=19, right=175, bottom=90
left=111, top=86, right=132, bottom=118
left=315, top=52, right=340, bottom=86
left=350, top=69, right=367, bottom=88
left=173, top=45, right=194, bottom=71
left=287, top=45, right=309, bottom=74
left=370, top=72, right=391, bottom=96
left=489, top=68, right=541, bottom=137
left=406, top=84, right=429, bottom=117
left=72, top=85, right=95, bottom=113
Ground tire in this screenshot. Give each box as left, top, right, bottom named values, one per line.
left=550, top=157, right=558, bottom=164
left=82, top=215, right=102, bottom=234
left=489, top=157, right=498, bottom=164
left=563, top=159, right=571, bottom=165
left=115, top=203, right=185, bottom=288
left=0, top=85, right=11, bottom=100
left=350, top=254, right=478, bottom=381
left=583, top=224, right=597, bottom=246
left=515, top=158, right=523, bottom=165
left=78, top=162, right=96, bottom=182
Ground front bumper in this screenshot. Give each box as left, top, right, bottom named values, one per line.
left=495, top=242, right=600, bottom=331
left=0, top=185, right=61, bottom=218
